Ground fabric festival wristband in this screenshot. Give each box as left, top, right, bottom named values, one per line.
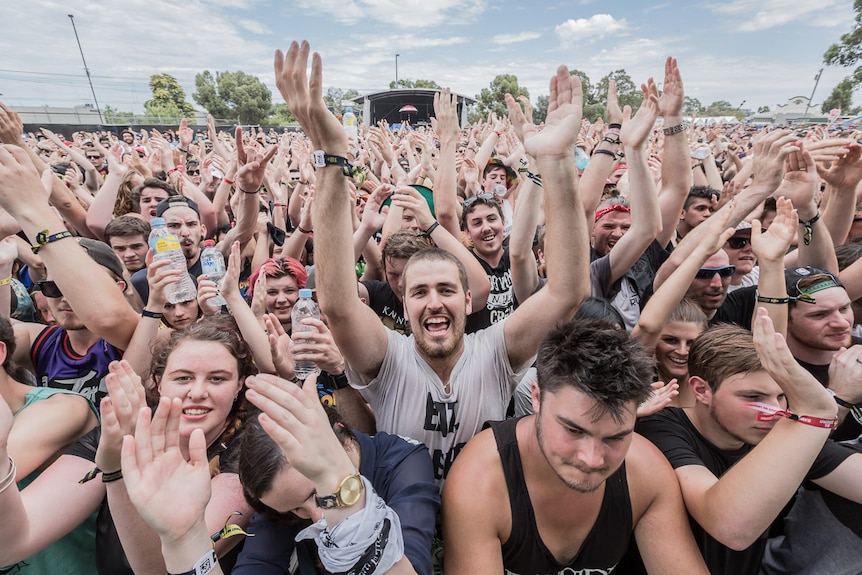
left=295, top=476, right=404, bottom=575
left=827, top=389, right=862, bottom=411
left=32, top=230, right=73, bottom=254
left=222, top=178, right=235, bottom=186
left=744, top=402, right=837, bottom=429
left=662, top=122, right=688, bottom=136
left=142, top=309, right=164, bottom=319
left=0, top=276, right=12, bottom=286
left=755, top=294, right=792, bottom=304
left=422, top=221, right=439, bottom=237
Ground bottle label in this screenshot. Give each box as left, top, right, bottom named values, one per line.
left=150, top=235, right=181, bottom=253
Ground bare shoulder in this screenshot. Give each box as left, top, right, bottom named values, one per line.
left=625, top=433, right=680, bottom=519
left=444, top=426, right=506, bottom=499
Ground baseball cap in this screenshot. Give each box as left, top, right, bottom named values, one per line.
left=75, top=238, right=125, bottom=278
left=785, top=266, right=844, bottom=304
left=156, top=196, right=201, bottom=218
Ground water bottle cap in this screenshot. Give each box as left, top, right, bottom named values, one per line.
left=150, top=217, right=165, bottom=226
left=204, top=239, right=215, bottom=247
left=298, top=288, right=313, bottom=298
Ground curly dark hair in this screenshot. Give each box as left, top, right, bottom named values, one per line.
left=536, top=318, right=654, bottom=423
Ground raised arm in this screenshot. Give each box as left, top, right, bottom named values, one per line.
left=275, top=42, right=388, bottom=381
left=503, top=66, right=590, bottom=370
left=606, top=79, right=662, bottom=284
left=0, top=146, right=139, bottom=350
left=87, top=144, right=129, bottom=240
left=655, top=130, right=800, bottom=290
left=676, top=310, right=837, bottom=550
left=656, top=57, right=693, bottom=247
left=432, top=89, right=462, bottom=239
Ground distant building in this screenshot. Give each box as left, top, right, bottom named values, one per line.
left=353, top=89, right=475, bottom=128
left=748, top=96, right=828, bottom=125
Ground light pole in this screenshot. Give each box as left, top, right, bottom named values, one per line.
left=68, top=14, right=104, bottom=124
left=395, top=54, right=400, bottom=87
left=802, top=69, right=823, bottom=121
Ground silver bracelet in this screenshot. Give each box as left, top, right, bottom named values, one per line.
left=0, top=456, right=17, bottom=494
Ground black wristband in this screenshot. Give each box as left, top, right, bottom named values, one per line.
left=422, top=221, right=439, bottom=237
left=142, top=309, right=164, bottom=319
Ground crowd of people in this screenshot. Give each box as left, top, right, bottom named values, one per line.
left=0, top=40, right=860, bottom=575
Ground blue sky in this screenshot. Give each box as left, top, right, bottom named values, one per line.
left=0, top=0, right=856, bottom=116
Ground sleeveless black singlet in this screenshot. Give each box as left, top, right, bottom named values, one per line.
left=491, top=418, right=633, bottom=575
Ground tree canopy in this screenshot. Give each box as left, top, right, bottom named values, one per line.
left=193, top=70, right=272, bottom=125
left=389, top=78, right=441, bottom=90
left=144, top=74, right=195, bottom=119
left=823, top=1, right=862, bottom=113
left=474, top=74, right=529, bottom=119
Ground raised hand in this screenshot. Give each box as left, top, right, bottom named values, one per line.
left=274, top=41, right=347, bottom=155
left=97, top=360, right=147, bottom=473
left=265, top=313, right=295, bottom=380
left=751, top=198, right=796, bottom=264
left=121, top=398, right=213, bottom=544
left=750, top=130, right=800, bottom=193
left=245, top=373, right=356, bottom=491
left=773, top=147, right=817, bottom=219
left=658, top=57, right=684, bottom=118
left=235, top=126, right=278, bottom=195
left=506, top=65, right=583, bottom=160
left=620, top=79, right=660, bottom=148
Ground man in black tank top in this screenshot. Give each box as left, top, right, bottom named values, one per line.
left=443, top=318, right=709, bottom=574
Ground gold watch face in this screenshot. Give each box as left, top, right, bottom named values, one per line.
left=337, top=474, right=364, bottom=507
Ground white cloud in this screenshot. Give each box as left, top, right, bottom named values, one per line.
left=555, top=14, right=627, bottom=43
left=237, top=19, right=271, bottom=35
left=709, top=0, right=852, bottom=31
left=492, top=31, right=541, bottom=45
left=293, top=0, right=487, bottom=28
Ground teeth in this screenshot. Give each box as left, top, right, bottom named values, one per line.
left=426, top=318, right=447, bottom=324
left=184, top=408, right=209, bottom=416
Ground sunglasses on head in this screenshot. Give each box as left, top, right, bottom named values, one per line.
left=695, top=265, right=736, bottom=280
left=725, top=237, right=750, bottom=250
left=38, top=280, right=63, bottom=298
left=463, top=193, right=499, bottom=208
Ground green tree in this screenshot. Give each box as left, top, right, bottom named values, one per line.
left=193, top=70, right=272, bottom=124
left=825, top=0, right=862, bottom=81
left=822, top=78, right=859, bottom=114
left=533, top=95, right=549, bottom=124
left=323, top=88, right=360, bottom=110
left=145, top=74, right=195, bottom=118
left=389, top=78, right=441, bottom=89
left=583, top=103, right=607, bottom=123
left=702, top=100, right=745, bottom=119
left=595, top=70, right=643, bottom=112
left=267, top=103, right=297, bottom=126
left=757, top=105, right=771, bottom=113
left=103, top=104, right=134, bottom=124
left=684, top=96, right=705, bottom=115
left=475, top=74, right=529, bottom=119
left=569, top=69, right=596, bottom=104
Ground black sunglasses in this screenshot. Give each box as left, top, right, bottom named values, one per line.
left=695, top=266, right=736, bottom=280
left=463, top=193, right=499, bottom=208
left=725, top=237, right=750, bottom=250
left=187, top=170, right=200, bottom=176
left=37, top=280, right=63, bottom=298
left=86, top=155, right=102, bottom=161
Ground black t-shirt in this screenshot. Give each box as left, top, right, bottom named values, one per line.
left=796, top=351, right=862, bottom=441
left=636, top=407, right=854, bottom=575
left=360, top=279, right=409, bottom=335
left=712, top=285, right=756, bottom=328
left=466, top=247, right=515, bottom=333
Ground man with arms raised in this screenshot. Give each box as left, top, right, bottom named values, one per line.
left=443, top=319, right=709, bottom=574
left=276, top=44, right=589, bottom=482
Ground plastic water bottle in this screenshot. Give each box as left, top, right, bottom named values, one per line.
left=292, top=288, right=321, bottom=380
left=200, top=240, right=227, bottom=309
left=575, top=146, right=590, bottom=170
left=342, top=106, right=358, bottom=140
left=149, top=218, right=197, bottom=304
